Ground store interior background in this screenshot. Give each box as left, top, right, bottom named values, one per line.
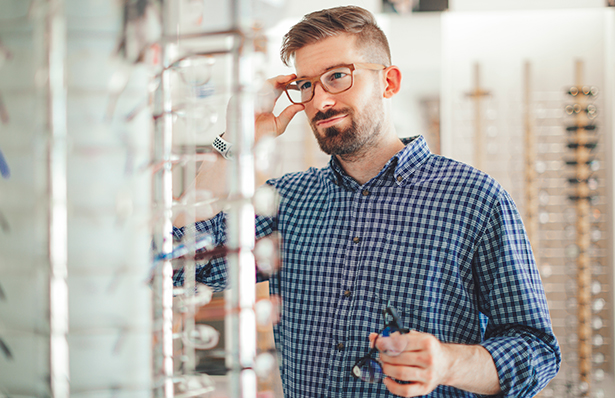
left=1, top=0, right=614, bottom=397
left=268, top=2, right=615, bottom=396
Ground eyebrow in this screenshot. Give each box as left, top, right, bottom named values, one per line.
left=297, top=63, right=349, bottom=79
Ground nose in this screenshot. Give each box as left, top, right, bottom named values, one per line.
left=311, top=82, right=335, bottom=111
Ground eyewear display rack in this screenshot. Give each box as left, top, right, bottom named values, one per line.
left=457, top=63, right=528, bottom=205
left=454, top=59, right=611, bottom=398
left=442, top=10, right=615, bottom=398
left=565, top=60, right=600, bottom=398
left=0, top=1, right=279, bottom=397
left=0, top=0, right=153, bottom=397
left=530, top=61, right=609, bottom=398
left=523, top=62, right=538, bottom=246
left=151, top=0, right=275, bottom=397
left=465, top=62, right=491, bottom=172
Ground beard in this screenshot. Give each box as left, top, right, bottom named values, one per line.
left=309, top=97, right=384, bottom=157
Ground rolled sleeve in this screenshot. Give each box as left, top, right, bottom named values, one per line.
left=172, top=212, right=277, bottom=290
left=172, top=213, right=228, bottom=291
left=474, top=191, right=561, bottom=397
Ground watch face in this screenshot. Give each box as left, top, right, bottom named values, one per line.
left=213, top=136, right=232, bottom=158
left=214, top=137, right=226, bottom=151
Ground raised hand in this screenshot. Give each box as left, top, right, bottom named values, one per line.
left=254, top=74, right=304, bottom=142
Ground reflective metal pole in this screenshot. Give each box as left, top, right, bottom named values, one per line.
left=226, top=1, right=257, bottom=397
left=47, top=0, right=70, bottom=396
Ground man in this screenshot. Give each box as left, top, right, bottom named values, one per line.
left=173, top=6, right=560, bottom=397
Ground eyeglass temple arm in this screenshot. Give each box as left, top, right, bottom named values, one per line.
left=354, top=62, right=387, bottom=71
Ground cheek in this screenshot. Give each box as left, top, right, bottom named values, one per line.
left=304, top=107, right=317, bottom=122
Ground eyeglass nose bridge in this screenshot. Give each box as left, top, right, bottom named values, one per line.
left=308, top=78, right=340, bottom=103
left=289, top=79, right=335, bottom=105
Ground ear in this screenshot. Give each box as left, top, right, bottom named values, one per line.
left=382, top=66, right=402, bottom=99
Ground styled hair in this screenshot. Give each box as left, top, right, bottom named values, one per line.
left=280, top=6, right=391, bottom=67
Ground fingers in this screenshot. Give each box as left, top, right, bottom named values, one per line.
left=378, top=349, right=438, bottom=387
left=375, top=330, right=435, bottom=355
left=368, top=332, right=379, bottom=347
left=254, top=102, right=303, bottom=141
left=377, top=332, right=442, bottom=367
left=254, top=74, right=303, bottom=139
left=275, top=103, right=304, bottom=135
left=267, top=74, right=297, bottom=89
left=379, top=350, right=429, bottom=367
left=369, top=331, right=448, bottom=397
left=375, top=331, right=410, bottom=356
left=383, top=376, right=432, bottom=398
left=379, top=352, right=440, bottom=397
left=256, top=74, right=297, bottom=113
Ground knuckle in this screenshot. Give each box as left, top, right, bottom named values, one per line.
left=423, top=335, right=437, bottom=349
left=425, top=368, right=436, bottom=382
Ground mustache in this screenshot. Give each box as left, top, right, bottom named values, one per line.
left=311, top=108, right=349, bottom=124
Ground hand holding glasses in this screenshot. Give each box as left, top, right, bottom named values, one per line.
left=352, top=305, right=410, bottom=383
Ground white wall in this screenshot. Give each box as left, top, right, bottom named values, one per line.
left=450, top=0, right=606, bottom=11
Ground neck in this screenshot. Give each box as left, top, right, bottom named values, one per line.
left=336, top=130, right=405, bottom=185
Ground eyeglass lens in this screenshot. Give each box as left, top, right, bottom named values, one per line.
left=351, top=302, right=410, bottom=383
left=352, top=354, right=385, bottom=383
left=285, top=66, right=353, bottom=104
left=351, top=329, right=390, bottom=384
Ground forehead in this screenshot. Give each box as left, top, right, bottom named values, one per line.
left=293, top=34, right=364, bottom=78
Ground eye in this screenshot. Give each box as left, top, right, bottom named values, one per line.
left=324, top=69, right=349, bottom=84
left=297, top=81, right=312, bottom=91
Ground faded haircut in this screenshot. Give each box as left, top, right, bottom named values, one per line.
left=280, top=6, right=391, bottom=67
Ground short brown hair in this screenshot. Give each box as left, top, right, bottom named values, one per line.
left=280, top=6, right=391, bottom=67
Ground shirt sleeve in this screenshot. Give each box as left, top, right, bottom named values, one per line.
left=172, top=212, right=277, bottom=290
left=473, top=190, right=561, bottom=397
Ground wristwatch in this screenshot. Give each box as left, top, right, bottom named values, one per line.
left=212, top=134, right=233, bottom=159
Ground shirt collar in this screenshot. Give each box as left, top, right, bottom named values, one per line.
left=327, top=135, right=431, bottom=189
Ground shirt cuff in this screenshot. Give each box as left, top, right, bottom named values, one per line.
left=481, top=332, right=559, bottom=397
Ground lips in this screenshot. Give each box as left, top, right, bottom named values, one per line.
left=316, top=114, right=347, bottom=127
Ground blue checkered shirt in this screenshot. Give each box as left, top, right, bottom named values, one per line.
left=173, top=136, right=560, bottom=397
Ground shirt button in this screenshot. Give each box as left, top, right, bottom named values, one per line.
left=337, top=343, right=345, bottom=351
left=344, top=290, right=352, bottom=297
left=397, top=175, right=403, bottom=182
left=352, top=237, right=360, bottom=244
left=362, top=189, right=370, bottom=196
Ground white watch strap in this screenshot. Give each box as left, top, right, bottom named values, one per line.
left=213, top=134, right=233, bottom=159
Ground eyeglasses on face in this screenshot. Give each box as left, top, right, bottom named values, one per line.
left=351, top=305, right=409, bottom=383
left=284, top=63, right=386, bottom=105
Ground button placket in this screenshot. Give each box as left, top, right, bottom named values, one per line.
left=335, top=187, right=368, bottom=362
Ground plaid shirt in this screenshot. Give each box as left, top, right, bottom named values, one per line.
left=173, top=135, right=560, bottom=398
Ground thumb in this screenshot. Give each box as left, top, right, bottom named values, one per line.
left=376, top=332, right=408, bottom=357
left=275, top=104, right=304, bottom=136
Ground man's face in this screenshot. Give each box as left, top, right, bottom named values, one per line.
left=293, top=34, right=385, bottom=156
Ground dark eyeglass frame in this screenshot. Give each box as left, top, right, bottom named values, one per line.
left=284, top=63, right=386, bottom=105
left=351, top=305, right=410, bottom=383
